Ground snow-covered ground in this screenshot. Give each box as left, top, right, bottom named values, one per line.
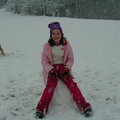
left=0, top=9, right=120, bottom=120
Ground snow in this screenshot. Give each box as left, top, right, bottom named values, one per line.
left=0, top=8, right=120, bottom=120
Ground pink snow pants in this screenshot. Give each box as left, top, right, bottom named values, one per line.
left=36, top=64, right=91, bottom=114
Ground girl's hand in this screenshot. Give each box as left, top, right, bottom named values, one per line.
left=49, top=68, right=58, bottom=77
left=62, top=66, right=73, bottom=81
left=48, top=68, right=58, bottom=82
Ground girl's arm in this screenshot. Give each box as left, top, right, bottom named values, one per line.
left=65, top=42, right=74, bottom=70
left=41, top=44, right=54, bottom=73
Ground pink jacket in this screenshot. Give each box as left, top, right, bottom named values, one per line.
left=41, top=41, right=74, bottom=85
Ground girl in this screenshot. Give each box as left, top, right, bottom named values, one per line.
left=36, top=22, right=92, bottom=119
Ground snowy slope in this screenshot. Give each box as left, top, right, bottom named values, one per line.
left=0, top=9, right=120, bottom=120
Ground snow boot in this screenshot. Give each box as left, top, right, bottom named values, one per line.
left=35, top=112, right=44, bottom=119
left=84, top=108, right=93, bottom=117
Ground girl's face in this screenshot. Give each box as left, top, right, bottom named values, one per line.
left=51, top=29, right=62, bottom=43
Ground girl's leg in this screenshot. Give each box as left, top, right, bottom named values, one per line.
left=62, top=77, right=91, bottom=113
left=36, top=76, right=58, bottom=114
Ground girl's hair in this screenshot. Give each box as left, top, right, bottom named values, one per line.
left=48, top=34, right=67, bottom=47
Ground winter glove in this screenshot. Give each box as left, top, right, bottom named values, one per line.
left=48, top=68, right=58, bottom=82
left=48, top=68, right=58, bottom=77
left=62, top=66, right=72, bottom=81
left=62, top=67, right=70, bottom=77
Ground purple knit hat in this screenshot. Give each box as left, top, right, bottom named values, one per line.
left=48, top=22, right=63, bottom=35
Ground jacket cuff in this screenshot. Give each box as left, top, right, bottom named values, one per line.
left=46, top=65, right=54, bottom=73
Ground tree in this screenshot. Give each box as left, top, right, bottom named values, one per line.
left=7, top=0, right=25, bottom=13
left=0, top=0, right=7, bottom=8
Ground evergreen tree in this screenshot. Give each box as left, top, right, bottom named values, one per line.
left=5, top=0, right=120, bottom=20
